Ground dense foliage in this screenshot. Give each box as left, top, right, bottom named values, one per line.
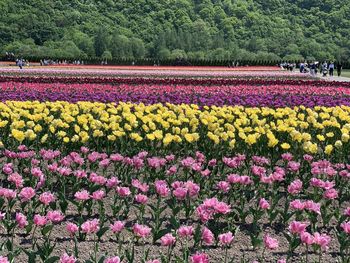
left=0, top=0, right=349, bottom=62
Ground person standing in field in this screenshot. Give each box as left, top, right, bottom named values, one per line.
left=329, top=62, right=335, bottom=77
left=337, top=62, right=342, bottom=77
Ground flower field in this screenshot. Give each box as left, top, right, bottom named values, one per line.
left=0, top=68, right=349, bottom=263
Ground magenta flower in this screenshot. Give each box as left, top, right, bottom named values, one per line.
left=263, top=234, right=279, bottom=250
left=81, top=219, right=100, bottom=234
left=177, top=225, right=194, bottom=238
left=7, top=172, right=23, bottom=188
left=300, top=231, right=314, bottom=245
left=0, top=256, right=9, bottom=263
left=344, top=207, right=350, bottom=217
left=16, top=212, right=28, bottom=228
left=154, top=180, right=170, bottom=197
left=217, top=181, right=230, bottom=193
left=116, top=186, right=131, bottom=197
left=104, top=256, right=121, bottom=263
left=173, top=187, right=188, bottom=200
left=91, top=190, right=105, bottom=200
left=33, top=214, right=47, bottom=227
left=74, top=189, right=90, bottom=201
left=46, top=210, right=65, bottom=223
left=287, top=179, right=302, bottom=195
left=60, top=253, right=77, bottom=263
left=66, top=222, right=79, bottom=236
left=259, top=198, right=270, bottom=210
left=110, top=221, right=125, bottom=234
left=160, top=233, right=176, bottom=246
left=323, top=188, right=338, bottom=199
left=190, top=252, right=209, bottom=263
left=0, top=211, right=5, bottom=220
left=133, top=224, right=151, bottom=239
left=201, top=227, right=215, bottom=246
left=289, top=221, right=309, bottom=234
left=39, top=191, right=56, bottom=205
left=313, top=232, right=331, bottom=250
left=218, top=231, right=234, bottom=246
left=134, top=193, right=148, bottom=204
left=19, top=187, right=36, bottom=202
left=341, top=222, right=350, bottom=234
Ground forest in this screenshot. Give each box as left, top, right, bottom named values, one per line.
left=0, top=0, right=349, bottom=62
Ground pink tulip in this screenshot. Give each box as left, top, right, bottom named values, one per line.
left=8, top=173, right=23, bottom=188
left=66, top=222, right=79, bottom=236
left=201, top=227, right=215, bottom=246
left=259, top=198, right=270, bottom=210
left=160, top=233, right=176, bottom=246
left=341, top=222, right=350, bottom=234
left=110, top=221, right=125, bottom=233
left=106, top=177, right=120, bottom=188
left=277, top=259, right=287, bottom=263
left=177, top=225, right=194, bottom=238
left=60, top=253, right=77, bottom=263
left=281, top=153, right=293, bottom=161
left=190, top=252, right=209, bottom=263
left=74, top=189, right=90, bottom=201
left=0, top=212, right=5, bottom=220
left=81, top=219, right=100, bottom=234
left=16, top=212, right=28, bottom=228
left=47, top=210, right=65, bottom=223
left=263, top=234, right=279, bottom=250
left=323, top=188, right=338, bottom=199
left=218, top=231, right=234, bottom=246
left=300, top=231, right=314, bottom=245
left=133, top=224, right=151, bottom=238
left=344, top=207, right=350, bottom=217
left=33, top=215, right=47, bottom=227
left=289, top=221, right=309, bottom=234
left=19, top=187, right=36, bottom=202
left=135, top=193, right=148, bottom=204
left=0, top=256, right=9, bottom=263
left=173, top=187, right=188, bottom=200
left=92, top=190, right=105, bottom=200
left=104, top=256, right=121, bottom=263
left=117, top=186, right=131, bottom=197
left=39, top=191, right=56, bottom=205
left=287, top=179, right=302, bottom=195
left=217, top=181, right=230, bottom=193
left=313, top=232, right=331, bottom=250
left=154, top=180, right=170, bottom=197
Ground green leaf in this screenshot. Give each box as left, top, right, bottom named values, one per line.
left=154, top=228, right=171, bottom=242
left=97, top=226, right=109, bottom=239
left=44, top=256, right=60, bottom=263
left=42, top=224, right=54, bottom=236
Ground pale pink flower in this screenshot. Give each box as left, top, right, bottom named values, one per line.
left=116, top=187, right=131, bottom=197
left=154, top=180, right=170, bottom=197
left=300, top=231, right=314, bottom=245
left=208, top=159, right=217, bottom=166
left=0, top=211, right=5, bottom=220
left=259, top=198, right=270, bottom=210
left=160, top=233, right=176, bottom=246
left=289, top=199, right=305, bottom=210
left=2, top=163, right=13, bottom=175
left=110, top=221, right=125, bottom=233
left=185, top=181, right=200, bottom=197
left=47, top=210, right=65, bottom=223
left=287, top=179, right=302, bottom=195
left=135, top=194, right=148, bottom=204
left=323, top=188, right=338, bottom=199
left=190, top=252, right=209, bottom=263
left=313, top=232, right=331, bottom=250
left=281, top=153, right=293, bottom=161
left=200, top=169, right=211, bottom=177
left=8, top=173, right=23, bottom=188
left=60, top=253, right=77, bottom=263
left=33, top=214, right=47, bottom=227
left=106, top=177, right=120, bottom=188
left=19, top=187, right=36, bottom=202
left=287, top=161, right=300, bottom=172
left=104, top=257, right=121, bottom=263
left=81, top=219, right=100, bottom=234
left=201, top=227, right=214, bottom=246
left=133, top=224, right=151, bottom=238
left=341, top=222, right=350, bottom=234
left=16, top=212, right=28, bottom=228
left=277, top=259, right=287, bottom=263
left=92, top=190, right=105, bottom=200
left=66, top=222, right=79, bottom=236
left=166, top=165, right=177, bottom=176
left=217, top=181, right=230, bottom=193
left=218, top=231, right=234, bottom=246
left=344, top=207, right=350, bottom=217
left=39, top=192, right=56, bottom=205
left=177, top=225, right=194, bottom=238
left=0, top=256, right=9, bottom=263
left=173, top=187, right=188, bottom=200
left=263, top=234, right=279, bottom=250
left=289, top=221, right=309, bottom=234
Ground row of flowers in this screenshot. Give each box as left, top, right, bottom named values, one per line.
left=1, top=101, right=350, bottom=158
left=0, top=147, right=349, bottom=262
left=1, top=82, right=350, bottom=107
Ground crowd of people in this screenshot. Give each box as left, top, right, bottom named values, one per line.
left=298, top=61, right=342, bottom=77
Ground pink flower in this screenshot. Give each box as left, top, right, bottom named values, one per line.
left=287, top=179, right=302, bottom=195
left=289, top=199, right=305, bottom=210
left=263, top=234, right=279, bottom=250
left=201, top=227, right=214, bottom=246
left=133, top=224, right=151, bottom=238
left=289, top=221, right=309, bottom=235
left=173, top=187, right=188, bottom=200
left=300, top=231, right=314, bottom=245
left=200, top=169, right=211, bottom=177
left=39, top=192, right=56, bottom=205
left=277, top=259, right=287, bottom=263
left=281, top=153, right=293, bottom=161
left=185, top=181, right=200, bottom=197
left=154, top=180, right=170, bottom=197
left=313, top=232, right=331, bottom=250
left=19, top=187, right=36, bottom=202
left=81, top=219, right=100, bottom=234
left=177, top=225, right=194, bottom=238
left=344, top=207, right=350, bottom=217
left=74, top=190, right=90, bottom=201
left=117, top=187, right=131, bottom=197
left=0, top=211, right=5, bottom=220
left=92, top=190, right=105, bottom=200
left=160, top=233, right=176, bottom=246
left=104, top=257, right=121, bottom=263
left=2, top=163, right=13, bottom=175
left=166, top=165, right=177, bottom=176
left=323, top=188, right=338, bottom=199
left=218, top=231, right=234, bottom=246
left=47, top=210, right=65, bottom=223
left=66, top=222, right=79, bottom=236
left=190, top=252, right=209, bottom=263
left=106, top=177, right=120, bottom=188
left=341, top=222, right=350, bottom=234
left=208, top=159, right=217, bottom=166
left=110, top=221, right=125, bottom=234
left=217, top=181, right=230, bottom=193
left=16, top=212, right=28, bottom=228
left=135, top=194, right=148, bottom=204
left=146, top=260, right=160, bottom=263
left=259, top=198, right=270, bottom=210
left=287, top=161, right=300, bottom=172
left=303, top=154, right=313, bottom=162
left=0, top=256, right=9, bottom=263
left=33, top=215, right=47, bottom=227
left=8, top=173, right=23, bottom=188
left=60, top=253, right=77, bottom=263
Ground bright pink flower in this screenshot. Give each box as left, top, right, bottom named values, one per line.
left=185, top=181, right=200, bottom=197
left=166, top=165, right=177, bottom=176
left=110, top=221, right=125, bottom=233
left=304, top=200, right=321, bottom=214
left=160, top=233, right=176, bottom=246
left=104, top=257, right=121, bottom=263
left=287, top=179, right=302, bottom=195
left=131, top=179, right=149, bottom=193
left=135, top=194, right=148, bottom=204
left=60, top=253, right=77, bottom=263
left=259, top=198, right=270, bottom=210
left=289, top=221, right=309, bottom=234
left=80, top=146, right=89, bottom=154
left=0, top=188, right=16, bottom=199
left=300, top=231, right=314, bottom=245
left=263, top=234, right=279, bottom=250
left=208, top=159, right=217, bottom=166
left=323, top=188, right=338, bottom=199
left=31, top=167, right=44, bottom=178
left=303, top=154, right=313, bottom=162
left=217, top=181, right=230, bottom=193
left=177, top=225, right=194, bottom=238
left=47, top=210, right=65, bottom=223
left=133, top=224, right=151, bottom=238
left=218, top=231, right=234, bottom=246
left=277, top=259, right=287, bottom=263
left=313, top=232, right=331, bottom=250
left=19, top=187, right=36, bottom=202
left=66, top=222, right=79, bottom=236
left=73, top=170, right=87, bottom=179
left=289, top=199, right=305, bottom=210
left=201, top=227, right=214, bottom=246
left=16, top=212, right=28, bottom=228
left=81, top=219, right=100, bottom=234
left=39, top=192, right=55, bottom=205
left=106, top=177, right=120, bottom=188
left=89, top=173, right=107, bottom=185
left=99, top=158, right=110, bottom=168
left=117, top=187, right=131, bottom=197
left=281, top=153, right=293, bottom=161
left=173, top=187, right=188, bottom=200
left=92, top=190, right=105, bottom=200
left=190, top=252, right=209, bottom=263
left=154, top=180, right=170, bottom=197
left=0, top=256, right=9, bottom=263
left=74, top=190, right=90, bottom=201
left=2, top=163, right=13, bottom=175
left=341, top=222, right=350, bottom=234
left=8, top=173, right=23, bottom=188
left=33, top=215, right=47, bottom=227
left=251, top=165, right=266, bottom=177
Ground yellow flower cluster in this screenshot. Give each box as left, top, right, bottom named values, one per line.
left=1, top=101, right=350, bottom=154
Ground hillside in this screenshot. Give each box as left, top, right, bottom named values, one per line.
left=0, top=0, right=349, bottom=61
